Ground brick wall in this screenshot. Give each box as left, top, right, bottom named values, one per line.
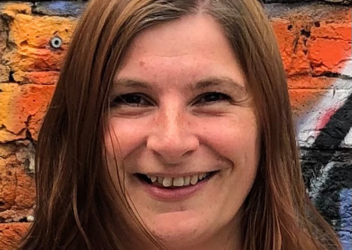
left=0, top=1, right=351, bottom=250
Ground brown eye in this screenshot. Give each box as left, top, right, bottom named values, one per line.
left=197, top=92, right=231, bottom=104
left=112, top=94, right=150, bottom=107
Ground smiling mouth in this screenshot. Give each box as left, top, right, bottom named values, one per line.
left=136, top=171, right=218, bottom=188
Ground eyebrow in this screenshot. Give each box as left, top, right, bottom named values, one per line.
left=113, top=76, right=247, bottom=94
left=113, top=78, right=150, bottom=89
left=191, top=77, right=246, bottom=93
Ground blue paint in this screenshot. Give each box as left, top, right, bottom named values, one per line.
left=339, top=189, right=352, bottom=250
left=48, top=2, right=70, bottom=12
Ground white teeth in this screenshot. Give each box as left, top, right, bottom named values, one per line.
left=184, top=176, right=191, bottom=185
left=173, top=177, right=184, bottom=187
left=157, top=177, right=164, bottom=184
left=145, top=172, right=212, bottom=187
left=162, top=177, right=173, bottom=187
left=199, top=173, right=206, bottom=180
left=190, top=175, right=199, bottom=185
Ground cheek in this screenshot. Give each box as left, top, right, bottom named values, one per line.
left=104, top=118, right=148, bottom=159
left=201, top=114, right=260, bottom=159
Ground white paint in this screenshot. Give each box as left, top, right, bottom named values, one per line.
left=341, top=58, right=352, bottom=78
left=308, top=161, right=336, bottom=201
left=296, top=87, right=352, bottom=147
left=341, top=127, right=352, bottom=148
left=296, top=76, right=352, bottom=148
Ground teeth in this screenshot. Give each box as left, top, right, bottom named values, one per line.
left=190, top=175, right=199, bottom=185
left=157, top=177, right=164, bottom=184
left=145, top=172, right=212, bottom=188
left=184, top=176, right=191, bottom=185
left=147, top=175, right=157, bottom=183
left=199, top=173, right=206, bottom=180
left=162, top=177, right=173, bottom=187
left=173, top=177, right=184, bottom=187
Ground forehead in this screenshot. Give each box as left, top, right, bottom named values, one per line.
left=116, top=14, right=245, bottom=88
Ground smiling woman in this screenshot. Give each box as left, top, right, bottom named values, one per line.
left=17, top=1, right=342, bottom=250
left=105, top=14, right=260, bottom=250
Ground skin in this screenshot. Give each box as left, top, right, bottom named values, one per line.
left=105, top=14, right=261, bottom=250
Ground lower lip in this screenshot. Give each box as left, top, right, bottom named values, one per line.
left=141, top=177, right=212, bottom=201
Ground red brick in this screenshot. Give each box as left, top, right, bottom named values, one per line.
left=0, top=84, right=55, bottom=142
left=0, top=150, right=35, bottom=211
left=289, top=88, right=330, bottom=119
left=0, top=223, right=30, bottom=250
left=270, top=5, right=351, bottom=76
left=308, top=22, right=351, bottom=75
left=3, top=13, right=76, bottom=72
left=0, top=65, right=10, bottom=83
left=0, top=17, right=7, bottom=58
left=0, top=142, right=35, bottom=222
left=13, top=71, right=59, bottom=85
left=272, top=19, right=311, bottom=75
left=0, top=3, right=32, bottom=17
left=311, top=22, right=351, bottom=41
left=288, top=75, right=335, bottom=89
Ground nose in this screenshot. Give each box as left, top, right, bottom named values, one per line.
left=146, top=107, right=199, bottom=164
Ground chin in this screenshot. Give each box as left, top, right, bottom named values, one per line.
left=145, top=211, right=205, bottom=243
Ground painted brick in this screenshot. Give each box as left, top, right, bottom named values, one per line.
left=308, top=21, right=351, bottom=75
left=0, top=3, right=32, bottom=17
left=1, top=17, right=9, bottom=83
left=265, top=3, right=351, bottom=22
left=33, top=1, right=86, bottom=17
left=0, top=17, right=7, bottom=56
left=0, top=223, right=30, bottom=250
left=0, top=84, right=55, bottom=142
left=0, top=143, right=35, bottom=204
left=0, top=65, right=10, bottom=83
left=2, top=14, right=76, bottom=72
left=0, top=141, right=35, bottom=224
left=268, top=4, right=352, bottom=76
left=289, top=88, right=330, bottom=118
left=272, top=19, right=311, bottom=75
left=0, top=143, right=35, bottom=217
left=8, top=14, right=76, bottom=48
left=12, top=71, right=60, bottom=85
left=288, top=77, right=352, bottom=132
left=288, top=76, right=336, bottom=89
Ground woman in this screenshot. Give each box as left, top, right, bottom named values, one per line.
left=18, top=0, right=343, bottom=250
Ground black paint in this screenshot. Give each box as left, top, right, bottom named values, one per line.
left=313, top=93, right=352, bottom=149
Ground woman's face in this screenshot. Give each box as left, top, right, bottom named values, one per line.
left=105, top=14, right=261, bottom=249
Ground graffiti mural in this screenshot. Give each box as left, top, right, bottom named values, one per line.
left=266, top=3, right=352, bottom=248
left=340, top=189, right=352, bottom=250
left=299, top=66, right=352, bottom=248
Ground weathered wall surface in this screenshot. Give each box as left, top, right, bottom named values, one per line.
left=266, top=5, right=352, bottom=250
left=0, top=1, right=351, bottom=250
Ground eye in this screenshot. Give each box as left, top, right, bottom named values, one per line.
left=111, top=93, right=151, bottom=107
left=196, top=92, right=232, bottom=104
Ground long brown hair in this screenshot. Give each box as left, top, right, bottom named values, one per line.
left=18, top=0, right=342, bottom=249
